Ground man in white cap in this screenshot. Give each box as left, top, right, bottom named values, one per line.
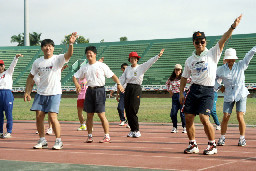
left=179, top=14, right=242, bottom=155
left=216, top=46, right=256, bottom=147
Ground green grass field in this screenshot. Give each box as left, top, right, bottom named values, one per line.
left=12, top=97, right=256, bottom=125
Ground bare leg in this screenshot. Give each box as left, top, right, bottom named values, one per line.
left=220, top=113, right=230, bottom=135
left=97, top=112, right=109, bottom=134
left=86, top=113, right=94, bottom=134
left=77, top=107, right=85, bottom=124
left=48, top=112, right=61, bottom=138
left=199, top=114, right=215, bottom=141
left=237, top=111, right=246, bottom=136
left=185, top=114, right=195, bottom=140
left=36, top=111, right=45, bottom=138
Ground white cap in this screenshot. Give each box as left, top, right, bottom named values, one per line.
left=174, top=64, right=182, bottom=69
left=224, top=48, right=238, bottom=60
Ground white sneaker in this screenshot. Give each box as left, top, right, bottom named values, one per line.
left=33, top=139, right=48, bottom=149
left=171, top=127, right=178, bottom=133
left=35, top=131, right=39, bottom=134
left=46, top=128, right=53, bottom=135
left=182, top=127, right=187, bottom=134
left=127, top=131, right=134, bottom=137
left=133, top=131, right=141, bottom=138
left=119, top=121, right=125, bottom=126
left=3, top=133, right=11, bottom=138
left=216, top=125, right=221, bottom=130
left=52, top=139, right=63, bottom=150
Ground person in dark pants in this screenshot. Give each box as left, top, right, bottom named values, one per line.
left=120, top=49, right=164, bottom=138
left=0, top=54, right=23, bottom=139
left=116, top=63, right=128, bottom=126
left=166, top=64, right=188, bottom=134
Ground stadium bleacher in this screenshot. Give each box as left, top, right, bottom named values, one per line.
left=0, top=33, right=256, bottom=91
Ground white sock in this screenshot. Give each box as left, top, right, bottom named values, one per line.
left=40, top=137, right=46, bottom=141
left=88, top=134, right=92, bottom=137
left=105, top=134, right=110, bottom=138
left=221, top=135, right=225, bottom=139
left=240, top=135, right=245, bottom=140
left=189, top=140, right=196, bottom=144
left=209, top=140, right=215, bottom=144
left=56, top=138, right=61, bottom=141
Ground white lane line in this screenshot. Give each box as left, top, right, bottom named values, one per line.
left=197, top=161, right=237, bottom=171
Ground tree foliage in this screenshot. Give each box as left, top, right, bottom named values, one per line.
left=10, top=32, right=42, bottom=46
left=120, top=36, right=128, bottom=41
left=61, top=34, right=89, bottom=44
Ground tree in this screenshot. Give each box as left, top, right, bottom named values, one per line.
left=10, top=32, right=42, bottom=46
left=61, top=34, right=89, bottom=44
left=120, top=36, right=128, bottom=41
left=100, top=39, right=104, bottom=43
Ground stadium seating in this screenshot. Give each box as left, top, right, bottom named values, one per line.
left=0, top=33, right=256, bottom=90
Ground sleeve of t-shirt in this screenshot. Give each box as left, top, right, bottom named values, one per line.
left=56, top=54, right=67, bottom=69
left=6, top=57, right=18, bottom=75
left=119, top=70, right=126, bottom=86
left=238, top=46, right=256, bottom=70
left=30, top=59, right=39, bottom=76
left=181, top=59, right=191, bottom=78
left=208, top=42, right=221, bottom=64
left=139, top=55, right=159, bottom=74
left=102, top=63, right=114, bottom=78
left=74, top=67, right=84, bottom=79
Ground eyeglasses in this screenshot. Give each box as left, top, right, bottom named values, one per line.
left=195, top=41, right=206, bottom=45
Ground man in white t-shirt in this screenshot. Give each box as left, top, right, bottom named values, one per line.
left=73, top=46, right=124, bottom=143
left=24, top=32, right=77, bottom=150
left=179, top=15, right=242, bottom=155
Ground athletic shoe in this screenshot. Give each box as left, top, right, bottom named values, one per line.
left=119, top=121, right=125, bottom=126
left=33, top=139, right=48, bottom=149
left=203, top=142, right=217, bottom=155
left=238, top=138, right=246, bottom=147
left=52, top=139, right=63, bottom=150
left=35, top=131, right=39, bottom=134
left=86, top=136, right=93, bottom=143
left=217, top=137, right=225, bottom=146
left=216, top=125, right=221, bottom=130
left=46, top=128, right=53, bottom=135
left=99, top=136, right=111, bottom=143
left=3, top=133, right=11, bottom=138
left=171, top=127, right=178, bottom=133
left=127, top=131, right=134, bottom=137
left=0, top=133, right=4, bottom=138
left=182, top=127, right=187, bottom=134
left=77, top=125, right=87, bottom=131
left=184, top=142, right=199, bottom=154
left=133, top=131, right=141, bottom=138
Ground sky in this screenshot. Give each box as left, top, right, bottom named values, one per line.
left=0, top=0, right=256, bottom=47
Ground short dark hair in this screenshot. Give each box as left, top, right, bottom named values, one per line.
left=85, top=46, right=97, bottom=54
left=128, top=57, right=140, bottom=62
left=121, top=63, right=128, bottom=68
left=41, top=39, right=55, bottom=48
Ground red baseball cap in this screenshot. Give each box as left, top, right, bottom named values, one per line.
left=129, top=52, right=141, bottom=58
left=0, top=60, right=4, bottom=65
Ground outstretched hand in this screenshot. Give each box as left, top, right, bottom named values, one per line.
left=99, top=57, right=104, bottom=62
left=16, top=54, right=23, bottom=58
left=69, top=32, right=78, bottom=44
left=158, top=49, right=165, bottom=57
left=232, top=14, right=242, bottom=28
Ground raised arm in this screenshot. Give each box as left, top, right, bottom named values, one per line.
left=64, top=32, right=78, bottom=61
left=7, top=54, right=23, bottom=75
left=219, top=14, right=242, bottom=52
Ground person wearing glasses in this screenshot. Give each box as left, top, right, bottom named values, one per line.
left=166, top=64, right=189, bottom=134
left=179, top=14, right=242, bottom=155
left=216, top=46, right=256, bottom=147
left=0, top=54, right=23, bottom=139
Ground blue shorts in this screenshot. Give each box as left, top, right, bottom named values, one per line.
left=223, top=97, right=247, bottom=114
left=31, top=94, right=61, bottom=114
left=84, top=87, right=106, bottom=113
left=183, top=84, right=214, bottom=115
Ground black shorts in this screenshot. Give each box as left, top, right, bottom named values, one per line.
left=84, top=86, right=106, bottom=113
left=182, top=84, right=214, bottom=115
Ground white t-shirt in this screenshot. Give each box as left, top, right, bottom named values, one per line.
left=120, top=55, right=159, bottom=86
left=30, top=54, right=68, bottom=95
left=182, top=43, right=221, bottom=86
left=0, top=57, right=18, bottom=90
left=74, top=61, right=114, bottom=87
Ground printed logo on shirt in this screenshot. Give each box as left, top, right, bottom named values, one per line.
left=192, top=61, right=208, bottom=75
left=134, top=71, right=137, bottom=76
left=38, top=66, right=53, bottom=72
left=206, top=109, right=211, bottom=113
left=0, top=74, right=5, bottom=79
left=9, top=102, right=12, bottom=105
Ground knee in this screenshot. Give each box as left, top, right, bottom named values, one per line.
left=199, top=115, right=210, bottom=125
